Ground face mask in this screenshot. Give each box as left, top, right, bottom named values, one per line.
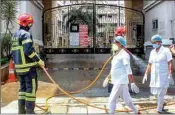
left=112, top=44, right=118, bottom=51
left=152, top=43, right=159, bottom=49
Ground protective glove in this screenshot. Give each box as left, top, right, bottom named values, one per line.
left=131, top=83, right=139, bottom=93
left=37, top=59, right=45, bottom=68
left=142, top=74, right=148, bottom=84
left=103, top=77, right=109, bottom=88
left=168, top=74, right=174, bottom=85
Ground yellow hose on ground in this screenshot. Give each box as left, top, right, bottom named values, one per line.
left=42, top=56, right=133, bottom=113
left=42, top=65, right=175, bottom=114
left=36, top=54, right=175, bottom=114
left=35, top=55, right=113, bottom=113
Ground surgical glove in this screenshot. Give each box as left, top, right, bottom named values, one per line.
left=131, top=83, right=139, bottom=93
left=142, top=74, right=148, bottom=84
left=103, top=77, right=109, bottom=88
left=168, top=74, right=174, bottom=85
left=37, top=59, right=45, bottom=68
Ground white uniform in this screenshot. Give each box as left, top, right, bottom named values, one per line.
left=148, top=46, right=172, bottom=112
left=108, top=49, right=138, bottom=114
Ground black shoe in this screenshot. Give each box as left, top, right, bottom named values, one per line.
left=157, top=111, right=172, bottom=114
left=162, top=108, right=169, bottom=112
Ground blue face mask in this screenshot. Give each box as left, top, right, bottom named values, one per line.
left=152, top=43, right=159, bottom=49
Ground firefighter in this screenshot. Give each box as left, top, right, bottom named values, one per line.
left=11, top=13, right=45, bottom=114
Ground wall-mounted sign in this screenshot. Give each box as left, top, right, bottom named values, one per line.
left=69, top=24, right=89, bottom=47
left=79, top=24, right=88, bottom=47
left=69, top=24, right=79, bottom=46
left=69, top=33, right=79, bottom=46
left=70, top=24, right=79, bottom=32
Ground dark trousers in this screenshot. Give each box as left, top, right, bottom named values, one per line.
left=18, top=67, right=38, bottom=113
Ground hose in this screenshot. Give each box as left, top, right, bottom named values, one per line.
left=36, top=53, right=175, bottom=114
left=35, top=55, right=113, bottom=112
left=37, top=55, right=113, bottom=111
left=41, top=65, right=175, bottom=113
left=36, top=55, right=130, bottom=113
left=41, top=56, right=132, bottom=113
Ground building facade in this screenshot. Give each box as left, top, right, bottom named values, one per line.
left=143, top=0, right=175, bottom=59
left=144, top=1, right=175, bottom=42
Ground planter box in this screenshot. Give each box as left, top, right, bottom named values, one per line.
left=1, top=63, right=9, bottom=83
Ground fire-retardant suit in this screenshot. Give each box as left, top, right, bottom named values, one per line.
left=11, top=13, right=45, bottom=114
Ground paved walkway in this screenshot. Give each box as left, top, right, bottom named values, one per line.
left=1, top=96, right=175, bottom=114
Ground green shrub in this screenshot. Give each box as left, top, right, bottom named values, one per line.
left=0, top=34, right=12, bottom=59
left=0, top=57, right=8, bottom=65
left=0, top=0, right=17, bottom=64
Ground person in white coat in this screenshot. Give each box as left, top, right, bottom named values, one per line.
left=142, top=34, right=174, bottom=114
left=107, top=36, right=140, bottom=114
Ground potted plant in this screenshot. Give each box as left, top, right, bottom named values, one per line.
left=0, top=0, right=17, bottom=84
left=0, top=34, right=12, bottom=83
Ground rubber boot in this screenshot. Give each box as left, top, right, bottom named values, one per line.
left=18, top=105, right=26, bottom=114
left=26, top=109, right=36, bottom=114
left=26, top=101, right=36, bottom=114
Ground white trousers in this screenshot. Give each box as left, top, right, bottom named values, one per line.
left=151, top=87, right=167, bottom=112
left=108, top=84, right=138, bottom=114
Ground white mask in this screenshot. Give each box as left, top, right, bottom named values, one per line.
left=112, top=44, right=118, bottom=51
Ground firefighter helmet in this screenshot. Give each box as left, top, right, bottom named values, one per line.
left=114, top=26, right=126, bottom=36
left=17, top=13, right=34, bottom=27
